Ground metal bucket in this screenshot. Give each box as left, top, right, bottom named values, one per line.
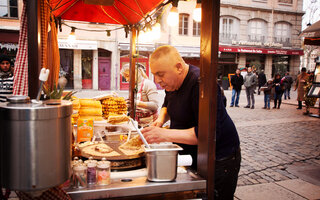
left=145, top=144, right=182, bottom=182
left=0, top=96, right=73, bottom=191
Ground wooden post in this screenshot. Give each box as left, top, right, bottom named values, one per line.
left=129, top=27, right=137, bottom=119
left=197, top=0, right=220, bottom=199
left=27, top=0, right=41, bottom=99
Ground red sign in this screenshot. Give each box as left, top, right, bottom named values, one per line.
left=219, top=46, right=304, bottom=55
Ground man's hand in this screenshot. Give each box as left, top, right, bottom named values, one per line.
left=141, top=126, right=168, bottom=144
left=151, top=119, right=164, bottom=127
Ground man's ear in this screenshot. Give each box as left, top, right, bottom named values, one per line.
left=176, top=63, right=183, bottom=74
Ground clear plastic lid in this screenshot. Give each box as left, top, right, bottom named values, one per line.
left=97, top=161, right=110, bottom=169
left=87, top=162, right=97, bottom=168
left=73, top=164, right=87, bottom=171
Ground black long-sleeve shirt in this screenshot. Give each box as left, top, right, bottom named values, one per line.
left=163, top=65, right=240, bottom=169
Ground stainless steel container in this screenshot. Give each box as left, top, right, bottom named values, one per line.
left=0, top=96, right=72, bottom=191
left=145, top=144, right=182, bottom=182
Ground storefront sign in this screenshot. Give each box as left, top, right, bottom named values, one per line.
left=219, top=46, right=304, bottom=55
left=58, top=40, right=97, bottom=50
left=232, top=40, right=283, bottom=48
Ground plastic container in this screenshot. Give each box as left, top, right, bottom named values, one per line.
left=87, top=162, right=97, bottom=185
left=96, top=161, right=111, bottom=185
left=73, top=164, right=88, bottom=188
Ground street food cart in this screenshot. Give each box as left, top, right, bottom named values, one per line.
left=1, top=0, right=221, bottom=199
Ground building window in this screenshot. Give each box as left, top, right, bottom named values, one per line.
left=274, top=22, right=291, bottom=47
left=219, top=16, right=239, bottom=44
left=0, top=0, right=18, bottom=18
left=248, top=19, right=268, bottom=42
left=278, top=0, right=292, bottom=4
left=193, top=20, right=200, bottom=36
left=179, top=14, right=189, bottom=36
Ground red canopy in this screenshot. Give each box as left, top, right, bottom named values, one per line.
left=51, top=0, right=164, bottom=25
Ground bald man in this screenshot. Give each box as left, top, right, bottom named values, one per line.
left=141, top=45, right=241, bottom=200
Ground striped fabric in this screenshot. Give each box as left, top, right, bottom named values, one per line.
left=12, top=0, right=28, bottom=96
left=0, top=75, right=14, bottom=102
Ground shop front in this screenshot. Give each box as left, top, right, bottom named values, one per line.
left=219, top=45, right=304, bottom=79
left=0, top=29, right=19, bottom=62
left=58, top=40, right=113, bottom=90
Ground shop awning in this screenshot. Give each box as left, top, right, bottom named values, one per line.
left=300, top=20, right=320, bottom=46
left=51, top=0, right=164, bottom=25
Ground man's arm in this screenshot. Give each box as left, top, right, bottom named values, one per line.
left=141, top=126, right=198, bottom=145
left=152, top=107, right=170, bottom=127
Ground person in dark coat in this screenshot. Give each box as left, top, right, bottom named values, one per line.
left=273, top=73, right=284, bottom=109
left=230, top=69, right=243, bottom=107
left=257, top=70, right=267, bottom=95
left=282, top=72, right=293, bottom=100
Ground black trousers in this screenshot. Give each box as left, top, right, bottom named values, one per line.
left=214, top=148, right=241, bottom=200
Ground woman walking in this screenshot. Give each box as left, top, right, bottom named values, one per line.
left=294, top=68, right=309, bottom=110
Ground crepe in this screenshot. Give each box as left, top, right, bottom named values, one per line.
left=119, top=135, right=144, bottom=155
left=82, top=143, right=120, bottom=157
left=107, top=115, right=129, bottom=124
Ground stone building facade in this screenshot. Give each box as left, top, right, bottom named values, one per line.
left=0, top=0, right=305, bottom=90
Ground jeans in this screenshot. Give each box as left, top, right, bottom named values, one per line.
left=274, top=92, right=283, bottom=108
left=230, top=89, right=241, bottom=106
left=264, top=94, right=270, bottom=108
left=214, top=148, right=241, bottom=200
left=245, top=87, right=255, bottom=106
left=284, top=88, right=291, bottom=99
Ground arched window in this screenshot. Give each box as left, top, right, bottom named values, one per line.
left=179, top=13, right=189, bottom=36
left=274, top=22, right=292, bottom=46
left=219, top=16, right=240, bottom=44
left=248, top=19, right=268, bottom=42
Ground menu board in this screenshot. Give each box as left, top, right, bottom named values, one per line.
left=307, top=84, right=320, bottom=98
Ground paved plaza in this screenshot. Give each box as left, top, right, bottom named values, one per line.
left=224, top=89, right=320, bottom=199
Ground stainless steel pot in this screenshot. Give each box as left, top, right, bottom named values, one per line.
left=0, top=96, right=72, bottom=191
left=145, top=144, right=182, bottom=182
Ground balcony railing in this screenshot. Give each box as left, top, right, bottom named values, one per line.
left=273, top=37, right=291, bottom=47
left=219, top=33, right=238, bottom=44
left=248, top=35, right=265, bottom=43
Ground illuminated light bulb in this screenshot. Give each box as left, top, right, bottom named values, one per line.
left=193, top=3, right=201, bottom=22
left=167, top=6, right=179, bottom=27
left=67, top=27, right=76, bottom=43
left=152, top=23, right=161, bottom=40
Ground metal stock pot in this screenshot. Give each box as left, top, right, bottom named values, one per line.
left=0, top=96, right=72, bottom=191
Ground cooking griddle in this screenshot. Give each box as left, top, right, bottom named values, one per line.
left=80, top=142, right=145, bottom=170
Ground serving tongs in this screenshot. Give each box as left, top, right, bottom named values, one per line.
left=129, top=118, right=150, bottom=148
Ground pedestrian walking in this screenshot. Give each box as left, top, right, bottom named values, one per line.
left=260, top=79, right=273, bottom=109
left=230, top=69, right=243, bottom=107
left=294, top=67, right=309, bottom=109
left=258, top=70, right=267, bottom=95
left=244, top=67, right=257, bottom=109
left=282, top=72, right=293, bottom=100
left=273, top=73, right=284, bottom=109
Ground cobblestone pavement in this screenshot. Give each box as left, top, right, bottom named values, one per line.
left=224, top=90, right=320, bottom=187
